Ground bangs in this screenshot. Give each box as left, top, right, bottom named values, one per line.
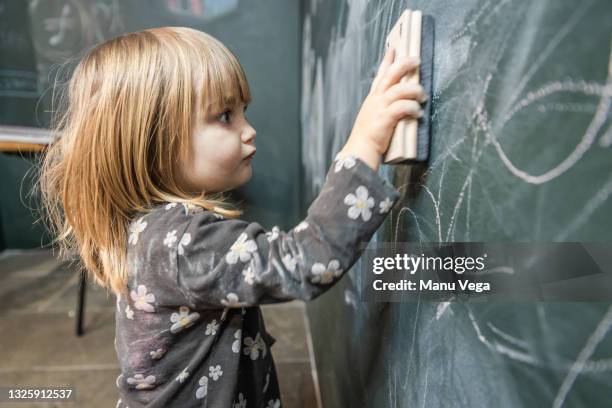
left=199, top=47, right=252, bottom=118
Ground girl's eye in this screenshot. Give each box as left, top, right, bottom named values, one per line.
left=217, top=104, right=247, bottom=124
left=218, top=110, right=231, bottom=124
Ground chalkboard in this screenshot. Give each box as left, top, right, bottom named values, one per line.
left=0, top=0, right=302, bottom=247
left=0, top=1, right=40, bottom=129
left=0, top=0, right=247, bottom=129
left=301, top=0, right=612, bottom=407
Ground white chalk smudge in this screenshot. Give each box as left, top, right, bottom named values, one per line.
left=435, top=301, right=452, bottom=320
left=553, top=306, right=612, bottom=408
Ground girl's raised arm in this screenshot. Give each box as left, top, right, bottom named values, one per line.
left=174, top=154, right=399, bottom=308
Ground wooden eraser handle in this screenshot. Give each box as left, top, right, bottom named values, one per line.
left=383, top=10, right=422, bottom=164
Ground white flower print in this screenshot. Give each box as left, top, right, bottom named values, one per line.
left=163, top=230, right=177, bottom=248
left=266, top=398, right=281, bottom=408
left=294, top=221, right=309, bottom=232
left=116, top=398, right=122, bottom=408
left=213, top=213, right=225, bottom=220
left=232, top=329, right=242, bottom=353
left=379, top=197, right=393, bottom=214
left=265, top=226, right=280, bottom=242
left=177, top=233, right=191, bottom=255
left=310, top=259, right=343, bottom=284
left=165, top=202, right=177, bottom=210
left=209, top=365, right=223, bottom=381
left=125, top=304, right=134, bottom=320
left=256, top=334, right=267, bottom=355
left=243, top=332, right=267, bottom=360
left=170, top=306, right=200, bottom=334
left=126, top=373, right=156, bottom=390
left=243, top=336, right=260, bottom=360
left=195, top=376, right=208, bottom=399
left=116, top=373, right=124, bottom=388
left=128, top=217, right=147, bottom=245
left=226, top=233, right=257, bottom=264
left=334, top=152, right=356, bottom=172
left=205, top=319, right=219, bottom=336
left=233, top=392, right=247, bottom=408
left=221, top=292, right=246, bottom=308
left=130, top=285, right=155, bottom=312
left=176, top=368, right=189, bottom=383
left=282, top=253, right=297, bottom=272
left=263, top=372, right=270, bottom=393
left=344, top=185, right=374, bottom=221
left=149, top=348, right=165, bottom=359
left=242, top=265, right=256, bottom=285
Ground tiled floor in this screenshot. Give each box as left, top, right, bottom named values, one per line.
left=0, top=249, right=319, bottom=407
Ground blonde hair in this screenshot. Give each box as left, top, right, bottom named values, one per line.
left=37, top=27, right=252, bottom=298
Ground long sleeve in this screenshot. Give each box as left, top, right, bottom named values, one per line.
left=175, top=154, right=400, bottom=308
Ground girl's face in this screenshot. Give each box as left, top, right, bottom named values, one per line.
left=179, top=101, right=256, bottom=193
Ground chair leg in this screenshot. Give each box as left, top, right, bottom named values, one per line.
left=76, top=269, right=87, bottom=336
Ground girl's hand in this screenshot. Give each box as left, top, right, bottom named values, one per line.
left=339, top=48, right=426, bottom=171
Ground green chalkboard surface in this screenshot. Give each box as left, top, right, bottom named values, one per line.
left=301, top=0, right=612, bottom=406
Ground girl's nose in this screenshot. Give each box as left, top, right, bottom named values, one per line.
left=242, top=127, right=256, bottom=144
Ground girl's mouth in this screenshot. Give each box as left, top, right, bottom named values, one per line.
left=244, top=149, right=256, bottom=160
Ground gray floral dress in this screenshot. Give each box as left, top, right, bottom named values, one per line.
left=114, top=154, right=399, bottom=407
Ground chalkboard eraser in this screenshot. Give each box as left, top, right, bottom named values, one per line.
left=383, top=9, right=434, bottom=164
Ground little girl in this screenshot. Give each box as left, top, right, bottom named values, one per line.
left=39, top=27, right=424, bottom=408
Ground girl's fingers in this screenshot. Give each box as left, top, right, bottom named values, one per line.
left=377, top=57, right=420, bottom=93
left=388, top=99, right=423, bottom=121
left=370, top=47, right=395, bottom=93
left=384, top=82, right=427, bottom=104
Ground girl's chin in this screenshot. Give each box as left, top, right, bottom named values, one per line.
left=241, top=162, right=253, bottom=179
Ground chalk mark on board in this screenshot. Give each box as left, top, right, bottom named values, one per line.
left=487, top=322, right=529, bottom=348
left=394, top=206, right=423, bottom=243
left=450, top=0, right=494, bottom=42
left=599, top=123, right=612, bottom=147
left=555, top=172, right=612, bottom=240
left=493, top=77, right=611, bottom=184
left=419, top=185, right=442, bottom=242
left=445, top=171, right=474, bottom=242
left=467, top=305, right=540, bottom=365
left=48, top=3, right=72, bottom=47
left=552, top=305, right=612, bottom=408
left=435, top=301, right=453, bottom=320
left=501, top=0, right=597, bottom=120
